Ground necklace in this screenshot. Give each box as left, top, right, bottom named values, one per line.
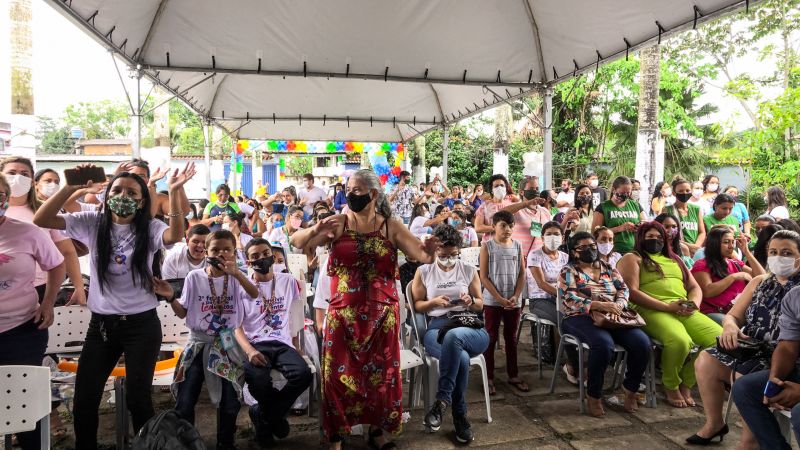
left=207, top=271, right=230, bottom=316
left=256, top=276, right=278, bottom=314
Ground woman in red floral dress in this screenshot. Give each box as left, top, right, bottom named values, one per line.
left=292, top=169, right=439, bottom=449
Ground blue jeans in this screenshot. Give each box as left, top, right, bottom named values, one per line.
left=424, top=317, right=490, bottom=416
left=732, top=369, right=800, bottom=450
left=561, top=315, right=651, bottom=399
left=244, top=341, right=312, bottom=422
left=174, top=354, right=241, bottom=446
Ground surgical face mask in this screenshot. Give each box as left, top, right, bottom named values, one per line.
left=707, top=183, right=719, bottom=193
left=40, top=181, right=59, bottom=198
left=543, top=235, right=562, bottom=251
left=221, top=222, right=231, bottom=231
left=692, top=189, right=704, bottom=198
left=589, top=179, right=599, bottom=189
left=666, top=228, right=678, bottom=240
left=272, top=263, right=287, bottom=273
left=289, top=218, right=303, bottom=229
left=437, top=256, right=458, bottom=268
left=447, top=218, right=462, bottom=227
left=768, top=256, right=800, bottom=278
left=492, top=186, right=506, bottom=200
left=630, top=190, right=640, bottom=201
left=598, top=242, right=614, bottom=256
left=96, top=189, right=106, bottom=203
left=107, top=195, right=139, bottom=218
left=7, top=174, right=32, bottom=198
left=663, top=187, right=673, bottom=197
left=665, top=196, right=676, bottom=206
left=273, top=219, right=284, bottom=229
left=185, top=211, right=194, bottom=220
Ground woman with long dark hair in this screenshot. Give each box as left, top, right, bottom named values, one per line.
left=653, top=213, right=694, bottom=269
left=764, top=186, right=790, bottom=220
left=290, top=169, right=440, bottom=449
left=561, top=184, right=593, bottom=234
left=691, top=226, right=764, bottom=324
left=665, top=178, right=706, bottom=255
left=34, top=164, right=192, bottom=449
left=618, top=222, right=721, bottom=408
left=753, top=223, right=784, bottom=267
left=592, top=176, right=647, bottom=254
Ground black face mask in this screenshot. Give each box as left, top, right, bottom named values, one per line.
left=575, top=195, right=592, bottom=206
left=643, top=239, right=664, bottom=254
left=615, top=192, right=629, bottom=201
left=523, top=189, right=538, bottom=200
left=346, top=191, right=372, bottom=213
left=577, top=248, right=598, bottom=263
left=675, top=192, right=692, bottom=203
left=251, top=256, right=275, bottom=274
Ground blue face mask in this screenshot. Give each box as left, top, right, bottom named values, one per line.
left=273, top=220, right=284, bottom=228
left=448, top=218, right=462, bottom=227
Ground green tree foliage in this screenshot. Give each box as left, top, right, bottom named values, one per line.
left=63, top=100, right=131, bottom=139
left=287, top=156, right=313, bottom=176
left=36, top=116, right=73, bottom=154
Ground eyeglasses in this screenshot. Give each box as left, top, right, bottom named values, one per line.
left=573, top=244, right=597, bottom=251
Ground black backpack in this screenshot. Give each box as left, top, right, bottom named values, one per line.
left=131, top=410, right=207, bottom=450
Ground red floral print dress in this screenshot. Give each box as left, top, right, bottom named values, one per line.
left=321, top=218, right=402, bottom=439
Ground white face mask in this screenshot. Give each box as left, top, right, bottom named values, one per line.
left=437, top=256, right=458, bottom=268
left=598, top=242, right=614, bottom=256
left=707, top=183, right=719, bottom=193
left=665, top=196, right=676, bottom=206
left=589, top=179, right=599, bottom=189
left=692, top=189, right=703, bottom=199
left=492, top=186, right=506, bottom=200
left=768, top=256, right=799, bottom=278
left=7, top=174, right=32, bottom=198
left=630, top=190, right=640, bottom=201
left=273, top=263, right=287, bottom=273
left=40, top=181, right=60, bottom=198
left=221, top=222, right=231, bottom=231
left=663, top=187, right=673, bottom=197
left=543, top=235, right=562, bottom=251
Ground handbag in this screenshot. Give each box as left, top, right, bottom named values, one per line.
left=715, top=336, right=774, bottom=361
left=589, top=292, right=645, bottom=329
left=436, top=311, right=484, bottom=343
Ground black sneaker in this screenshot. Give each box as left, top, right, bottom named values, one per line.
left=271, top=417, right=291, bottom=439
left=453, top=414, right=474, bottom=443
left=248, top=406, right=273, bottom=446
left=424, top=400, right=448, bottom=431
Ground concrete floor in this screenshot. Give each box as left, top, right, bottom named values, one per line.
left=44, top=328, right=798, bottom=449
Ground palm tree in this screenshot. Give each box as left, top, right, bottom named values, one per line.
left=493, top=104, right=513, bottom=177
left=635, top=45, right=661, bottom=208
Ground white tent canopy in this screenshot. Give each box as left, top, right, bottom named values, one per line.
left=46, top=0, right=752, bottom=143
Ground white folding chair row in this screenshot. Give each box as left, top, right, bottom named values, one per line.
left=46, top=305, right=93, bottom=355
left=459, top=246, right=481, bottom=269
left=0, top=366, right=51, bottom=450
left=405, top=284, right=493, bottom=427
left=397, top=283, right=427, bottom=411
left=287, top=253, right=309, bottom=281
left=157, top=301, right=190, bottom=351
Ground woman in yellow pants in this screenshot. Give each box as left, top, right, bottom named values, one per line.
left=618, top=221, right=722, bottom=408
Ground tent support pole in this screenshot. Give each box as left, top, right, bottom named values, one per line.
left=133, top=69, right=142, bottom=159
left=203, top=120, right=212, bottom=197
left=442, top=125, right=449, bottom=186
left=543, top=87, right=553, bottom=190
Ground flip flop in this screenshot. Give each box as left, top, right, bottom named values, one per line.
left=488, top=381, right=497, bottom=395
left=508, top=379, right=530, bottom=392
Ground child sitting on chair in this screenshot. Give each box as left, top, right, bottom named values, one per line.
left=236, top=238, right=312, bottom=446
left=166, top=229, right=259, bottom=450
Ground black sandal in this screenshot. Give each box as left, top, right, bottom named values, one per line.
left=367, top=427, right=398, bottom=450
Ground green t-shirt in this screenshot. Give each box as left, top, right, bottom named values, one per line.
left=703, top=213, right=740, bottom=236
left=665, top=203, right=701, bottom=244
left=595, top=199, right=642, bottom=254
left=638, top=252, right=687, bottom=302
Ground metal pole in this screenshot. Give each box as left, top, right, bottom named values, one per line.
left=203, top=120, right=212, bottom=197
left=543, top=87, right=553, bottom=189
left=133, top=69, right=142, bottom=159
left=442, top=126, right=449, bottom=186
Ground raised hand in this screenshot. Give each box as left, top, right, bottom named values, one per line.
left=316, top=215, right=344, bottom=239
left=421, top=235, right=441, bottom=258
left=114, top=162, right=134, bottom=176
left=168, top=162, right=196, bottom=190
left=150, top=166, right=169, bottom=185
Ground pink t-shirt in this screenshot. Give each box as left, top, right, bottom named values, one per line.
left=6, top=205, right=68, bottom=286
left=512, top=206, right=552, bottom=258
left=691, top=258, right=746, bottom=314
left=239, top=273, right=300, bottom=347
left=475, top=197, right=513, bottom=240
left=0, top=218, right=65, bottom=332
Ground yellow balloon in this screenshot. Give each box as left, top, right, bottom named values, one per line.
left=240, top=140, right=249, bottom=150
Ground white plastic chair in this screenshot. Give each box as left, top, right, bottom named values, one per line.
left=459, top=246, right=481, bottom=268
left=0, top=366, right=51, bottom=450
left=287, top=253, right=308, bottom=280
left=157, top=301, right=190, bottom=351
left=46, top=305, right=93, bottom=355
left=405, top=284, right=493, bottom=426
left=398, top=283, right=427, bottom=410
left=517, top=298, right=557, bottom=379
left=548, top=289, right=636, bottom=413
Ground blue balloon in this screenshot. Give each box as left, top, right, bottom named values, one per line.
left=390, top=143, right=398, bottom=151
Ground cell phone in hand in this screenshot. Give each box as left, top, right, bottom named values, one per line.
left=448, top=297, right=463, bottom=305
left=679, top=300, right=698, bottom=310
left=64, top=166, right=106, bottom=186
left=206, top=256, right=225, bottom=271
left=764, top=380, right=784, bottom=397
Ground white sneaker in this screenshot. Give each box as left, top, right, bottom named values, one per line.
left=562, top=364, right=579, bottom=385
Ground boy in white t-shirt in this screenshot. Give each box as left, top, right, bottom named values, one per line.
left=236, top=238, right=312, bottom=445
left=166, top=230, right=259, bottom=450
